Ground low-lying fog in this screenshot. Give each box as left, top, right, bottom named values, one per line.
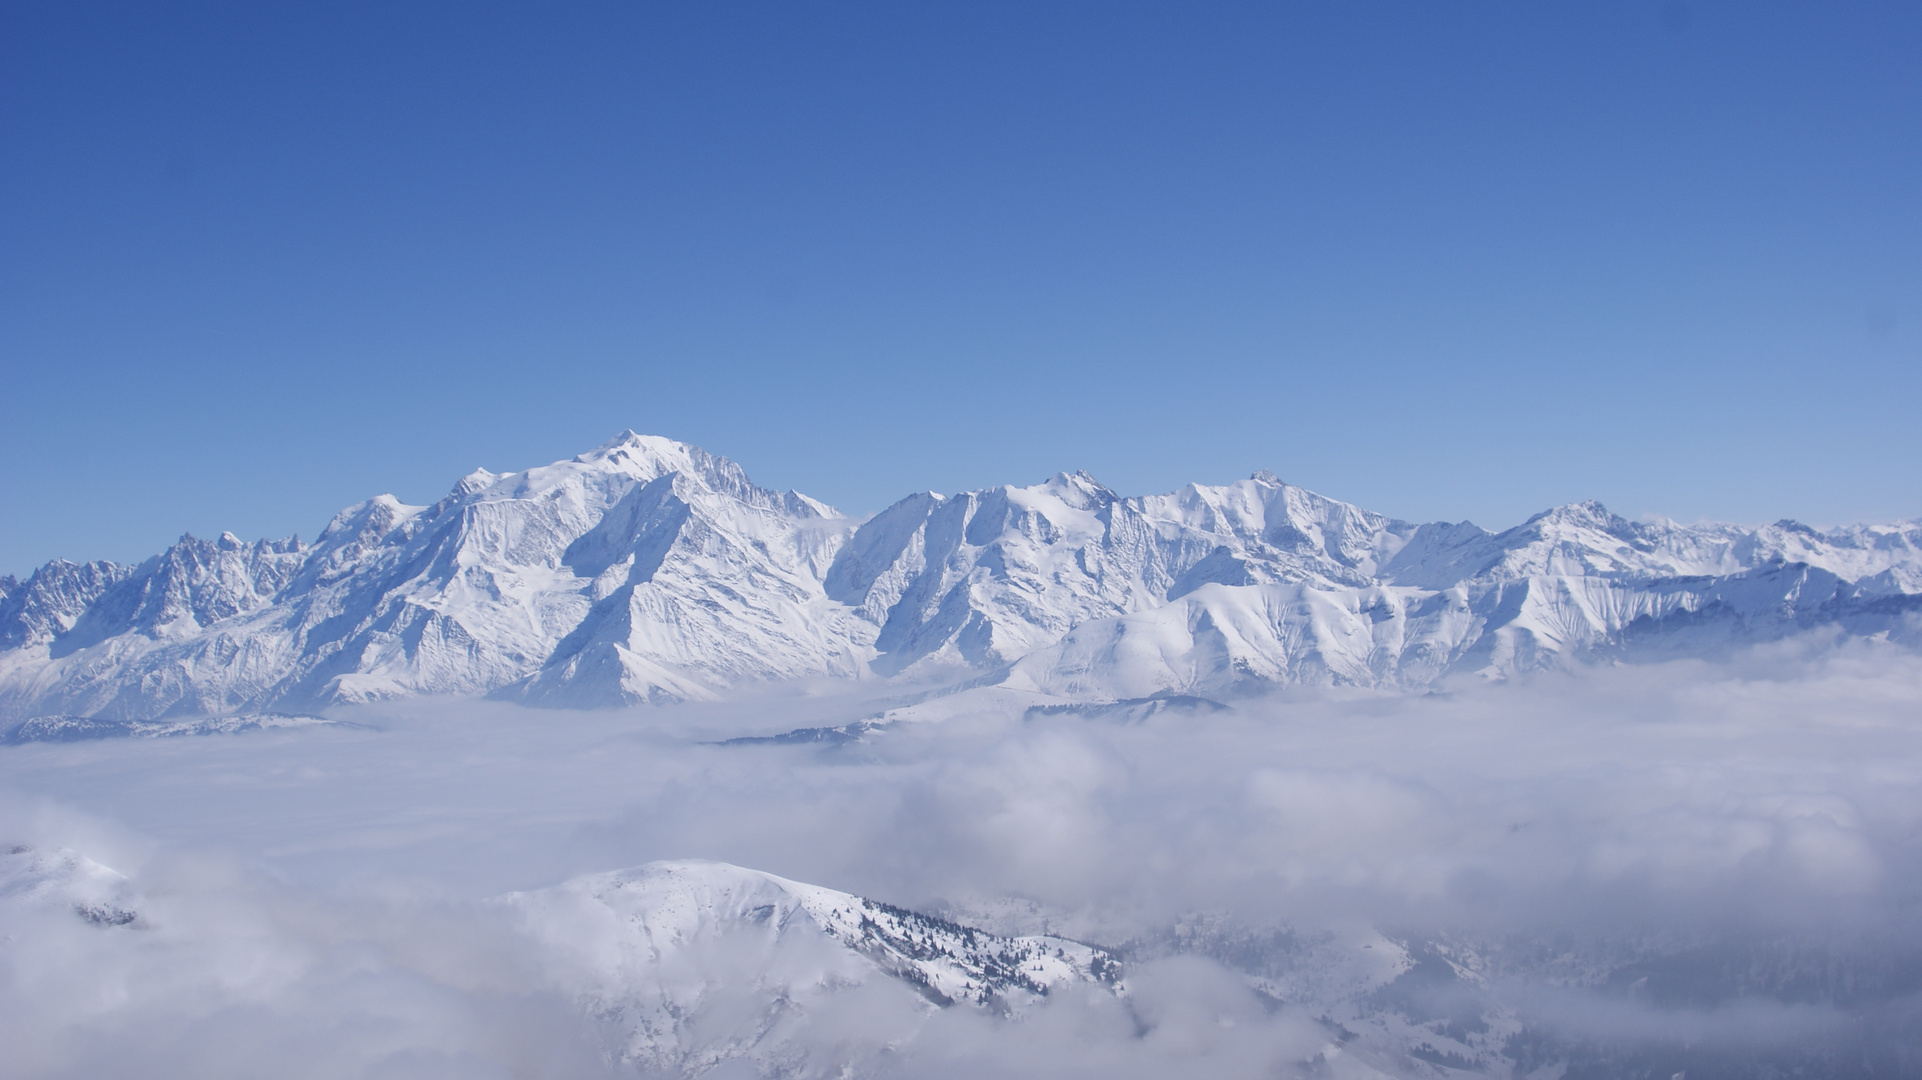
left=4, top=634, right=1920, bottom=1078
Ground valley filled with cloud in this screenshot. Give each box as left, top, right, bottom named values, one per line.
left=6, top=634, right=1918, bottom=1077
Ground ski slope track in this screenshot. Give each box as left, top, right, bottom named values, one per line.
left=2, top=432, right=1918, bottom=725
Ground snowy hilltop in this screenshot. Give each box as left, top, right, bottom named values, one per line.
left=504, top=860, right=1119, bottom=1073
left=2, top=431, right=1918, bottom=727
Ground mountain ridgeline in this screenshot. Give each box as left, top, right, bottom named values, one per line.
left=2, top=432, right=1918, bottom=724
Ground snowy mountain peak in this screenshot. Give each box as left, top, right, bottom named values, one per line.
left=453, top=468, right=498, bottom=496
left=1040, top=470, right=1113, bottom=507
left=574, top=429, right=721, bottom=480
left=562, top=431, right=838, bottom=519
left=1522, top=498, right=1635, bottom=536
left=592, top=427, right=645, bottom=451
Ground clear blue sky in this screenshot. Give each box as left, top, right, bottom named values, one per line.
left=3, top=2, right=1917, bottom=575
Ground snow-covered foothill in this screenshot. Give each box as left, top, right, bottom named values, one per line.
left=501, top=859, right=1119, bottom=1072
left=0, top=844, right=142, bottom=928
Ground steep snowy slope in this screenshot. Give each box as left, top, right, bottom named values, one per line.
left=502, top=444, right=871, bottom=707
left=504, top=860, right=1119, bottom=1073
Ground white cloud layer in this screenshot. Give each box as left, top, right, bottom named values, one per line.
left=4, top=634, right=1921, bottom=1076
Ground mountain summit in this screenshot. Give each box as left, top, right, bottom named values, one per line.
left=2, top=434, right=1917, bottom=725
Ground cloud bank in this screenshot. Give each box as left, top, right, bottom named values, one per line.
left=3, top=634, right=1920, bottom=1076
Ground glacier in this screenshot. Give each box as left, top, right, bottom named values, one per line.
left=2, top=431, right=1918, bottom=728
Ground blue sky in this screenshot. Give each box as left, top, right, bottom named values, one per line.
left=2, top=2, right=1917, bottom=575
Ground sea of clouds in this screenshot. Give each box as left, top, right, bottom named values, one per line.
left=3, top=632, right=1920, bottom=1077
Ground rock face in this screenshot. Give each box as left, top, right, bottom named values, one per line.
left=2, top=432, right=1918, bottom=723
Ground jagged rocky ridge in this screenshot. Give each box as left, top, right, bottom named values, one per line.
left=2, top=431, right=1918, bottom=724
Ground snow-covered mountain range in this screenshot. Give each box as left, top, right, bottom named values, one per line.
left=3, top=432, right=1918, bottom=726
